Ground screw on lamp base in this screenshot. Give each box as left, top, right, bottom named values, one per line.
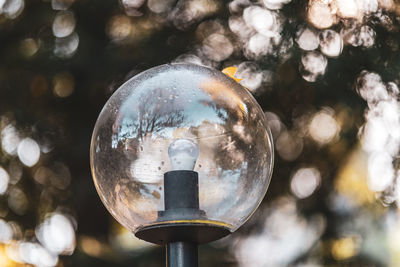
left=164, top=170, right=200, bottom=209
left=164, top=171, right=199, bottom=267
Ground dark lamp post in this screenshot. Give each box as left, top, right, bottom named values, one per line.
left=90, top=63, right=274, bottom=266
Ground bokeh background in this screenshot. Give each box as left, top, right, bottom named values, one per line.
left=1, top=0, right=400, bottom=266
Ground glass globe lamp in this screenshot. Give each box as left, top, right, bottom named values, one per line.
left=90, top=63, right=274, bottom=247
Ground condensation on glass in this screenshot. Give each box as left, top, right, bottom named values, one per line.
left=90, top=63, right=274, bottom=233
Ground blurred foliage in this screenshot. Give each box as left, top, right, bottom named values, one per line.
left=1, top=0, right=400, bottom=266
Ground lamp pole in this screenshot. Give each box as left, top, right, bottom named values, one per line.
left=167, top=242, right=198, bottom=267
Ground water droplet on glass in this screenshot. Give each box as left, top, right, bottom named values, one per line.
left=152, top=190, right=161, bottom=199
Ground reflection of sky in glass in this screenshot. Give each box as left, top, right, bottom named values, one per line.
left=115, top=70, right=226, bottom=143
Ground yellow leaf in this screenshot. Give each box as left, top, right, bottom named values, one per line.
left=222, top=66, right=242, bottom=83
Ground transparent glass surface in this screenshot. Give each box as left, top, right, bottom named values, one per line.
left=90, top=63, right=274, bottom=232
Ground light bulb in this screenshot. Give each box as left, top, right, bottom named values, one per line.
left=168, top=139, right=199, bottom=171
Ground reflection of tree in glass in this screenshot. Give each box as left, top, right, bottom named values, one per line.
left=108, top=88, right=187, bottom=225
left=194, top=97, right=265, bottom=172
left=112, top=87, right=185, bottom=153
left=186, top=96, right=268, bottom=220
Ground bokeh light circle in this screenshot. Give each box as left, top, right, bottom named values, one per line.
left=17, top=138, right=40, bottom=167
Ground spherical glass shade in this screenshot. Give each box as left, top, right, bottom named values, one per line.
left=90, top=63, right=273, bottom=234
